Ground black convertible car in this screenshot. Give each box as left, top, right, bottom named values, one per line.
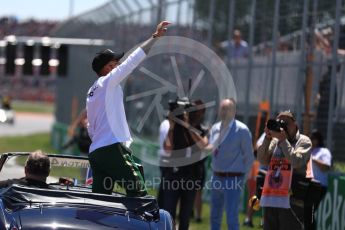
left=0, top=152, right=174, bottom=230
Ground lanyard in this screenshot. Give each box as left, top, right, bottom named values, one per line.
left=214, top=123, right=230, bottom=157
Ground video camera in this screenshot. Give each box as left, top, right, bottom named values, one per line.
left=266, top=118, right=288, bottom=132
left=168, top=97, right=192, bottom=119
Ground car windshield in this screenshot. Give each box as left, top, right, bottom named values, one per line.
left=0, top=154, right=90, bottom=187
left=0, top=153, right=162, bottom=224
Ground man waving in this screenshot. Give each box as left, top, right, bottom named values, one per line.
left=87, top=21, right=170, bottom=196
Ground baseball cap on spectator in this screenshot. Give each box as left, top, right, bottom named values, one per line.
left=277, top=110, right=296, bottom=121
left=92, top=49, right=124, bottom=75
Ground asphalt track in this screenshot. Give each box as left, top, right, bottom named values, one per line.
left=0, top=112, right=54, bottom=137
left=0, top=112, right=55, bottom=181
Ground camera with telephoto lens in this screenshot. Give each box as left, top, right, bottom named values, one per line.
left=168, top=97, right=192, bottom=120
left=266, top=118, right=288, bottom=132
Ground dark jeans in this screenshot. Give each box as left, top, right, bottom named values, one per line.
left=163, top=176, right=197, bottom=230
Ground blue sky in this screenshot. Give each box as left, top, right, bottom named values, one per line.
left=0, top=0, right=109, bottom=21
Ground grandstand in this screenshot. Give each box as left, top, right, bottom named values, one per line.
left=0, top=16, right=57, bottom=39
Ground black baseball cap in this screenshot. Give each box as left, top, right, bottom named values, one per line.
left=92, top=49, right=124, bottom=74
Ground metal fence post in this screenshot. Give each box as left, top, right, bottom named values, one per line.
left=295, top=0, right=309, bottom=128
left=227, top=0, right=236, bottom=62
left=188, top=0, right=196, bottom=37
left=326, top=0, right=342, bottom=150
left=244, top=0, right=256, bottom=125
left=176, top=0, right=182, bottom=28
left=207, top=0, right=216, bottom=47
left=157, top=0, right=165, bottom=24
left=336, top=62, right=345, bottom=120
left=269, top=0, right=280, bottom=115
left=133, top=0, right=143, bottom=25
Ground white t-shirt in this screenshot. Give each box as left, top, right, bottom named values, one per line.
left=158, top=119, right=170, bottom=157
left=256, top=132, right=265, bottom=148
left=86, top=47, right=146, bottom=153
left=310, top=147, right=332, bottom=186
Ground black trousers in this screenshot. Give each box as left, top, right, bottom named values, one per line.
left=304, top=186, right=328, bottom=230
left=89, top=143, right=147, bottom=197
left=263, top=204, right=304, bottom=230
left=157, top=167, right=167, bottom=208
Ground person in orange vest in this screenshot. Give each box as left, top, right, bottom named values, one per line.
left=257, top=110, right=312, bottom=230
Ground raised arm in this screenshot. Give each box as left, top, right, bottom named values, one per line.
left=68, top=109, right=87, bottom=137
left=106, top=21, right=171, bottom=86
left=189, top=129, right=209, bottom=149
left=141, top=21, right=170, bottom=54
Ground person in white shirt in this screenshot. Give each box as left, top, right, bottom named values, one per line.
left=158, top=119, right=171, bottom=159
left=226, top=30, right=248, bottom=59
left=86, top=21, right=170, bottom=196
left=304, top=130, right=332, bottom=230
left=157, top=118, right=170, bottom=207
left=308, top=130, right=332, bottom=187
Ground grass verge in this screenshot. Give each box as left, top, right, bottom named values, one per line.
left=0, top=133, right=56, bottom=154
left=0, top=133, right=81, bottom=179
left=12, top=100, right=55, bottom=114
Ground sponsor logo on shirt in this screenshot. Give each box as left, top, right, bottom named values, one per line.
left=88, top=85, right=99, bottom=97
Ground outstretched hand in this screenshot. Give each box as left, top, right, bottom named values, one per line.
left=153, top=21, right=171, bottom=37
left=140, top=21, right=171, bottom=54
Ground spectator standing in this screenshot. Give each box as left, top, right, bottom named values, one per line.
left=190, top=100, right=208, bottom=223
left=315, top=63, right=339, bottom=136
left=64, top=109, right=92, bottom=183
left=257, top=111, right=312, bottom=230
left=308, top=130, right=331, bottom=190
left=157, top=117, right=170, bottom=208
left=209, top=98, right=254, bottom=230
left=304, top=130, right=332, bottom=230
left=227, top=30, right=249, bottom=59
left=163, top=100, right=208, bottom=230
left=65, top=109, right=91, bottom=155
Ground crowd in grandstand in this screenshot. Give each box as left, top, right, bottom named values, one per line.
left=0, top=16, right=58, bottom=39
left=0, top=16, right=57, bottom=102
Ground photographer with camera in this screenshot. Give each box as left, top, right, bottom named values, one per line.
left=257, top=111, right=312, bottom=230
left=63, top=109, right=91, bottom=155
left=163, top=98, right=208, bottom=230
